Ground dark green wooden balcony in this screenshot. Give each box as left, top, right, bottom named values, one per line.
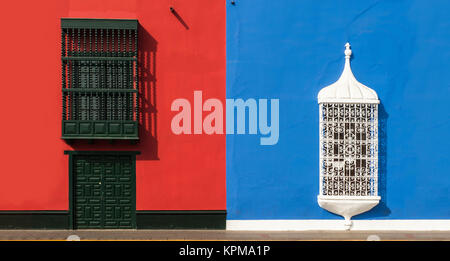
left=61, top=19, right=139, bottom=140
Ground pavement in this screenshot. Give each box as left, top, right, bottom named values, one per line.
left=0, top=230, right=449, bottom=241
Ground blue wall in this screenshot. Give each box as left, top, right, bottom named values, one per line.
left=226, top=0, right=450, bottom=219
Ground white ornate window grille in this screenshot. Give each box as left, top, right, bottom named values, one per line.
left=319, top=103, right=378, bottom=196
left=317, top=43, right=380, bottom=229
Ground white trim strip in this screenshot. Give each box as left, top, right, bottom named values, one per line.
left=318, top=98, right=380, bottom=104
left=226, top=220, right=450, bottom=231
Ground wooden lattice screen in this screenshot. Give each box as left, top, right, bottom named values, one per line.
left=61, top=18, right=139, bottom=140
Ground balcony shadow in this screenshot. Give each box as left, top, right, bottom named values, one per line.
left=355, top=102, right=391, bottom=219
left=137, top=25, right=159, bottom=160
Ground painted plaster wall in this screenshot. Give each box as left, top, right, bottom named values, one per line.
left=0, top=0, right=226, bottom=211
left=226, top=0, right=450, bottom=219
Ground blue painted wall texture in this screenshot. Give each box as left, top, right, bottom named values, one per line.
left=226, top=0, right=450, bottom=219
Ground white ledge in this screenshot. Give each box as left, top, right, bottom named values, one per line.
left=318, top=195, right=381, bottom=230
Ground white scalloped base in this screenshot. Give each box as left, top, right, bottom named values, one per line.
left=318, top=195, right=381, bottom=230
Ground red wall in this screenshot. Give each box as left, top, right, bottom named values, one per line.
left=0, top=0, right=226, bottom=210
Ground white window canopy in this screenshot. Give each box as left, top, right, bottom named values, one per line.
left=318, top=43, right=379, bottom=104
left=317, top=43, right=380, bottom=230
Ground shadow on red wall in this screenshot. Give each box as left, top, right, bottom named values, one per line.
left=138, top=25, right=158, bottom=160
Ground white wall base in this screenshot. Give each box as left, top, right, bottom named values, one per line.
left=226, top=220, right=450, bottom=231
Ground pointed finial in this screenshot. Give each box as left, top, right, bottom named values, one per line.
left=344, top=42, right=352, bottom=59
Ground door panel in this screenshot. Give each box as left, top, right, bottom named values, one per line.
left=103, top=156, right=134, bottom=229
left=74, top=156, right=103, bottom=229
left=73, top=154, right=135, bottom=229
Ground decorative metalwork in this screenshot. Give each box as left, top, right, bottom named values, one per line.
left=61, top=19, right=139, bottom=140
left=317, top=43, right=380, bottom=229
left=319, top=103, right=378, bottom=196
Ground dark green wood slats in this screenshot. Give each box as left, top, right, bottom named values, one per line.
left=73, top=154, right=136, bottom=229
left=61, top=19, right=139, bottom=140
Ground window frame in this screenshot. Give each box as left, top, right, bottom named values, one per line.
left=61, top=18, right=139, bottom=140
